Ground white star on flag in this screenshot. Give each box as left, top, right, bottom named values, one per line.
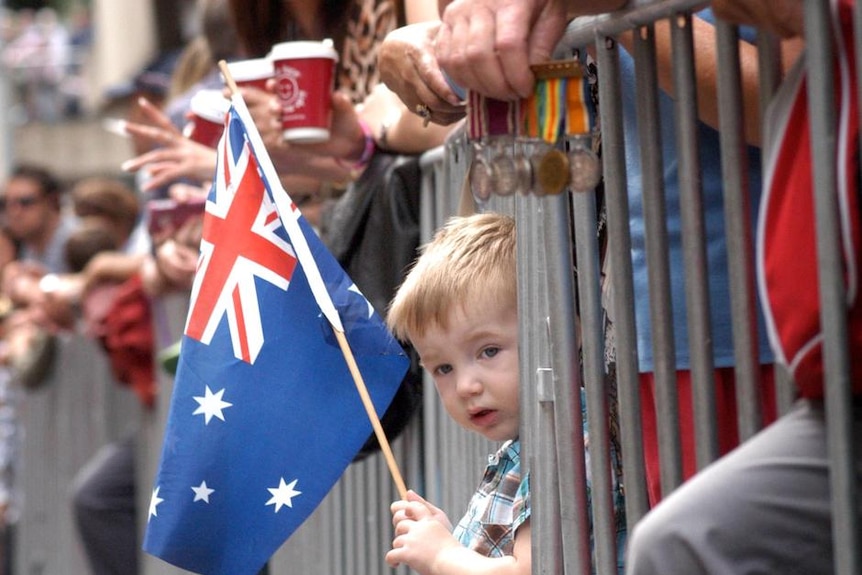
left=193, top=386, right=233, bottom=424
left=265, top=478, right=302, bottom=513
left=192, top=481, right=215, bottom=503
left=348, top=283, right=374, bottom=318
left=149, top=486, right=164, bottom=521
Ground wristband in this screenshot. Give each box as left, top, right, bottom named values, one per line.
left=337, top=118, right=376, bottom=171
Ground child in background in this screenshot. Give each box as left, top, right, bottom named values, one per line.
left=385, top=213, right=529, bottom=574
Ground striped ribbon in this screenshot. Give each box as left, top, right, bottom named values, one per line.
left=465, top=59, right=594, bottom=144
left=467, top=90, right=519, bottom=141
left=565, top=72, right=594, bottom=135
left=522, top=60, right=594, bottom=143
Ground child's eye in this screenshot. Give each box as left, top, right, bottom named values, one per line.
left=434, top=364, right=453, bottom=376
left=482, top=346, right=500, bottom=359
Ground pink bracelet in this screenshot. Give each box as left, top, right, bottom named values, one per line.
left=337, top=118, right=376, bottom=171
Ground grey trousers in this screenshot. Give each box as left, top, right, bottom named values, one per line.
left=72, top=434, right=138, bottom=575
left=626, top=399, right=862, bottom=575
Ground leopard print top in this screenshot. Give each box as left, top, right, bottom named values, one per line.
left=337, top=0, right=400, bottom=103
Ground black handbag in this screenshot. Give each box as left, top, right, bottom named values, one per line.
left=320, top=151, right=424, bottom=460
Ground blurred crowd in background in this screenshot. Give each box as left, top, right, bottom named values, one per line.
left=0, top=0, right=447, bottom=572
left=2, top=5, right=93, bottom=123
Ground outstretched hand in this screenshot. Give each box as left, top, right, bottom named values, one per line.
left=120, top=97, right=217, bottom=192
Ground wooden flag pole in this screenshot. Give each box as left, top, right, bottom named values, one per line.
left=333, top=329, right=409, bottom=499
left=218, top=60, right=409, bottom=501
left=220, top=60, right=240, bottom=94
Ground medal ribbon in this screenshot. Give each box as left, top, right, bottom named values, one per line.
left=520, top=59, right=595, bottom=143
left=466, top=90, right=520, bottom=142
left=565, top=73, right=594, bottom=135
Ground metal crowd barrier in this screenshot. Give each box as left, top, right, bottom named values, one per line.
left=535, top=1, right=857, bottom=573
left=16, top=333, right=139, bottom=575
left=12, top=0, right=860, bottom=573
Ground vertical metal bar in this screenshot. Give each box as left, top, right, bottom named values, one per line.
left=755, top=34, right=798, bottom=417
left=756, top=32, right=782, bottom=124
left=343, top=468, right=358, bottom=575
left=595, top=32, right=650, bottom=529
left=751, top=30, right=795, bottom=419
left=773, top=363, right=797, bottom=416
left=419, top=148, right=442, bottom=514
left=571, top=181, right=617, bottom=575
left=539, top=192, right=587, bottom=575
left=633, top=23, right=684, bottom=496
left=367, top=460, right=380, bottom=575
left=516, top=194, right=568, bottom=575
left=541, top=188, right=591, bottom=575
left=715, top=21, right=762, bottom=441
left=330, top=484, right=343, bottom=574
left=804, top=1, right=859, bottom=573
left=670, top=12, right=720, bottom=469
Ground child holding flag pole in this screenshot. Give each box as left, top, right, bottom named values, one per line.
left=385, top=213, right=531, bottom=575
left=143, top=62, right=409, bottom=575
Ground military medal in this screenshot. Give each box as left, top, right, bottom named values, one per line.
left=562, top=71, right=600, bottom=193
left=469, top=150, right=493, bottom=202
left=566, top=134, right=601, bottom=192
left=516, top=58, right=599, bottom=196
left=511, top=150, right=533, bottom=195
left=466, top=92, right=521, bottom=200
left=535, top=148, right=570, bottom=195
left=464, top=58, right=599, bottom=199
left=488, top=138, right=520, bottom=196
left=521, top=67, right=570, bottom=195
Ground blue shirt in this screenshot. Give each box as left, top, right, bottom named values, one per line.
left=453, top=439, right=530, bottom=557
left=620, top=10, right=773, bottom=371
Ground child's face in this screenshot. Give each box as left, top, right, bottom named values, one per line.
left=411, top=299, right=520, bottom=442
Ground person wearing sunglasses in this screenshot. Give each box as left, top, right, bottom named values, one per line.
left=1, top=164, right=76, bottom=276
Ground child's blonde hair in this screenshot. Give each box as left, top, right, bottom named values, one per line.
left=387, top=212, right=516, bottom=341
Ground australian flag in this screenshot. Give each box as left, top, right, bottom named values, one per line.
left=143, top=95, right=409, bottom=574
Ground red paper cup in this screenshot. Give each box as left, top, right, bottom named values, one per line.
left=183, top=89, right=230, bottom=149
left=268, top=40, right=338, bottom=143
left=224, top=57, right=273, bottom=90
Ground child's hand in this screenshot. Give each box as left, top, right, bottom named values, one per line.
left=390, top=489, right=452, bottom=531
left=386, top=496, right=460, bottom=573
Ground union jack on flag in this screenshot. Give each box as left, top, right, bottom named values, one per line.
left=185, top=106, right=298, bottom=364
left=143, top=95, right=408, bottom=575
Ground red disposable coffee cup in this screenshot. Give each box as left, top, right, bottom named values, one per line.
left=268, top=40, right=339, bottom=143
left=183, top=89, right=230, bottom=149
left=224, top=57, right=273, bottom=90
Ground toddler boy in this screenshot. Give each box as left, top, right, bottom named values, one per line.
left=385, top=212, right=530, bottom=574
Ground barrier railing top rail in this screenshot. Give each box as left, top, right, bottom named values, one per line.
left=559, top=0, right=710, bottom=50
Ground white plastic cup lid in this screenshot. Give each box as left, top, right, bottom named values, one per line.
left=225, top=57, right=273, bottom=82
left=268, top=39, right=338, bottom=62
left=189, top=89, right=230, bottom=123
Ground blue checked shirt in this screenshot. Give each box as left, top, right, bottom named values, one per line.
left=452, top=439, right=530, bottom=557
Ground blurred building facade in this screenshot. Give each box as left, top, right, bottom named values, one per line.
left=1, top=0, right=196, bottom=182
